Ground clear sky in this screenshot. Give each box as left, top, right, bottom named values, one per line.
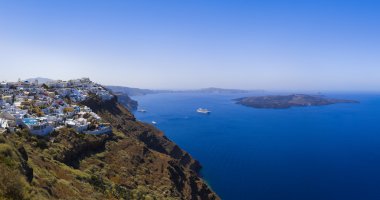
left=0, top=0, right=379, bottom=91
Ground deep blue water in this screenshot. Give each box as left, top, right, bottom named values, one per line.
left=133, top=93, right=380, bottom=200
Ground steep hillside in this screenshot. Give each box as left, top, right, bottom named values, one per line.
left=0, top=96, right=219, bottom=200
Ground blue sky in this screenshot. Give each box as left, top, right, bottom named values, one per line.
left=0, top=0, right=379, bottom=91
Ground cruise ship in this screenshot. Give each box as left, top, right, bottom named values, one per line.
left=196, top=108, right=211, bottom=114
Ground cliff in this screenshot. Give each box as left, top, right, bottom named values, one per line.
left=0, top=96, right=219, bottom=199
left=112, top=92, right=138, bottom=111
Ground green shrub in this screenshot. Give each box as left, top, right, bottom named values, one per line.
left=36, top=139, right=48, bottom=149
left=16, top=129, right=30, bottom=139
left=0, top=136, right=6, bottom=144
left=0, top=144, right=15, bottom=167
left=113, top=185, right=131, bottom=199
left=0, top=165, right=27, bottom=200
left=88, top=175, right=107, bottom=193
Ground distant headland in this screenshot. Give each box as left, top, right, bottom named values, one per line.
left=235, top=94, right=359, bottom=109
left=107, top=85, right=263, bottom=96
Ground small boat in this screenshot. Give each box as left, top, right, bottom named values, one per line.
left=138, top=109, right=147, bottom=113
left=196, top=108, right=211, bottom=114
left=152, top=121, right=157, bottom=125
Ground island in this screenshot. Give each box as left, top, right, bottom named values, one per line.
left=235, top=94, right=359, bottom=109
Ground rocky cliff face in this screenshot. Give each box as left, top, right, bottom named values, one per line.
left=113, top=92, right=139, bottom=111
left=0, top=96, right=219, bottom=200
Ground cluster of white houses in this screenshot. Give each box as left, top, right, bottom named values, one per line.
left=0, top=78, right=113, bottom=135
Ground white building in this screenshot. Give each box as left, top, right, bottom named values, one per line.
left=22, top=118, right=54, bottom=135
left=65, top=118, right=90, bottom=133
left=0, top=118, right=8, bottom=128
left=85, top=126, right=112, bottom=135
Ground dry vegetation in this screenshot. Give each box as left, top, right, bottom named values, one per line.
left=0, top=98, right=219, bottom=200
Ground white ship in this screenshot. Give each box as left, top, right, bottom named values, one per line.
left=138, top=109, right=147, bottom=113
left=196, top=108, right=211, bottom=114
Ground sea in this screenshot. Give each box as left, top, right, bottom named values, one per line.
left=132, top=92, right=380, bottom=200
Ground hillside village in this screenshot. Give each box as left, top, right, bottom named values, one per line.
left=0, top=78, right=113, bottom=135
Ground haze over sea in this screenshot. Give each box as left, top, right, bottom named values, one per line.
left=133, top=92, right=380, bottom=200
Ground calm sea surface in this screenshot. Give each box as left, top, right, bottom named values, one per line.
left=132, top=93, right=380, bottom=200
